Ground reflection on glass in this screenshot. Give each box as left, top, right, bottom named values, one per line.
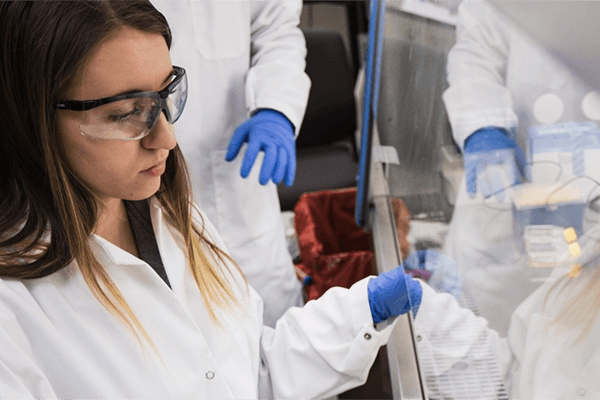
left=375, top=1, right=600, bottom=398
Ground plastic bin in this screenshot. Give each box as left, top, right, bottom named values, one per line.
left=294, top=188, right=410, bottom=301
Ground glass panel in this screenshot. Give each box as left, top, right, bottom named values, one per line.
left=373, top=1, right=600, bottom=398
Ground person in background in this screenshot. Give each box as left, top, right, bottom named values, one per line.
left=414, top=221, right=600, bottom=398
left=0, top=2, right=422, bottom=397
left=151, top=1, right=310, bottom=327
left=443, top=1, right=597, bottom=199
left=440, top=0, right=600, bottom=336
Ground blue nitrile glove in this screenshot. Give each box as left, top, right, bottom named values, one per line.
left=225, top=109, right=296, bottom=186
left=368, top=266, right=423, bottom=323
left=404, top=250, right=462, bottom=300
left=464, top=127, right=526, bottom=200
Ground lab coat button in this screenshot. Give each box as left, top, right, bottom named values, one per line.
left=577, top=388, right=586, bottom=396
left=364, top=333, right=372, bottom=340
left=206, top=371, right=215, bottom=380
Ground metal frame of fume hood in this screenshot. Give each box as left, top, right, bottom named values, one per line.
left=357, top=0, right=426, bottom=397
left=365, top=129, right=428, bottom=400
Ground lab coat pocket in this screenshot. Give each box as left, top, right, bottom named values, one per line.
left=211, top=149, right=279, bottom=249
left=191, top=2, right=247, bottom=60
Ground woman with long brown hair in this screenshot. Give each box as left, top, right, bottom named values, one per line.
left=0, top=2, right=421, bottom=398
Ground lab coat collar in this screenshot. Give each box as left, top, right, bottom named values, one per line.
left=90, top=235, right=142, bottom=268
left=89, top=198, right=166, bottom=268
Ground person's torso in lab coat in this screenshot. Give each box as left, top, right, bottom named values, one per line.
left=507, top=264, right=600, bottom=398
left=0, top=200, right=261, bottom=399
left=152, top=0, right=253, bottom=228
left=149, top=3, right=308, bottom=327
left=444, top=1, right=597, bottom=150
left=0, top=198, right=395, bottom=399
left=150, top=0, right=308, bottom=238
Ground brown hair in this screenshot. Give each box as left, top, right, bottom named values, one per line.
left=0, top=1, right=241, bottom=343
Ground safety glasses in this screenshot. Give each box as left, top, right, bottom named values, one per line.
left=55, top=66, right=187, bottom=140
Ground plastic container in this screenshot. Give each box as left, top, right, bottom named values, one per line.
left=294, top=188, right=410, bottom=301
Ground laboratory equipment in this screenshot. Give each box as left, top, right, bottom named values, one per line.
left=527, top=121, right=600, bottom=185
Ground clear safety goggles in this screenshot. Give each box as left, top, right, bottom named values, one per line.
left=55, top=66, right=187, bottom=140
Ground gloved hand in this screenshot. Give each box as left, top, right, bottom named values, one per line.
left=367, top=266, right=423, bottom=323
left=225, top=109, right=296, bottom=186
left=404, top=250, right=462, bottom=300
left=464, top=127, right=526, bottom=200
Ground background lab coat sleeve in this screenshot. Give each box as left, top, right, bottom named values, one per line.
left=259, top=277, right=396, bottom=400
left=442, top=2, right=519, bottom=149
left=246, top=0, right=311, bottom=135
left=413, top=282, right=513, bottom=395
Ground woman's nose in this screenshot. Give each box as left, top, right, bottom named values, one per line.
left=141, top=113, right=177, bottom=150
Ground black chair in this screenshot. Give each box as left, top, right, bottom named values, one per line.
left=277, top=29, right=359, bottom=211
left=302, top=0, right=369, bottom=80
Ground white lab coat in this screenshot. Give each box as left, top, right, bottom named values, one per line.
left=442, top=195, right=549, bottom=336
left=151, top=0, right=311, bottom=326
left=441, top=1, right=598, bottom=336
left=416, top=264, right=600, bottom=399
left=0, top=199, right=394, bottom=399
left=443, top=1, right=594, bottom=152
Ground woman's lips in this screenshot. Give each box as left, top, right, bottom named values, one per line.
left=140, top=162, right=166, bottom=176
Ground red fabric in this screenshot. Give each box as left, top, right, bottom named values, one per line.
left=294, top=188, right=411, bottom=301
